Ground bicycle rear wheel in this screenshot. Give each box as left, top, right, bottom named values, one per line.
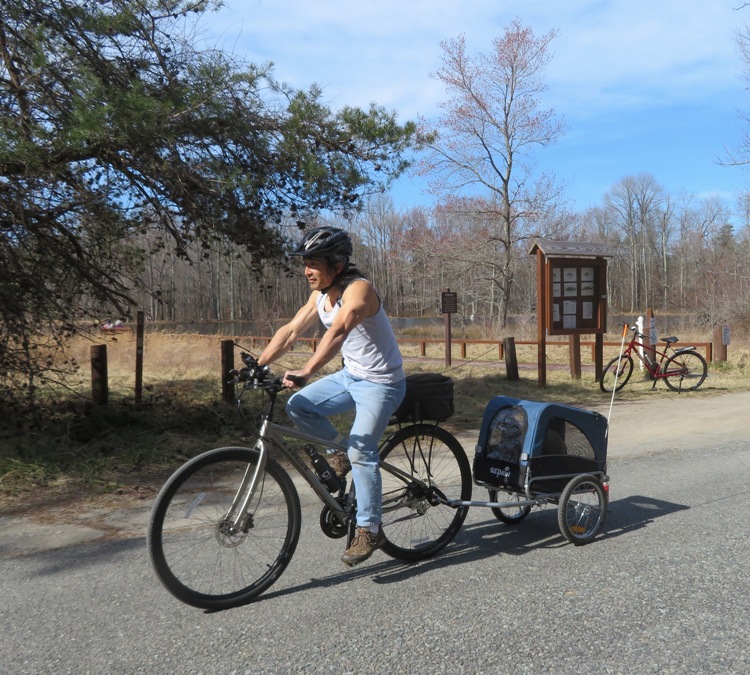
left=663, top=350, right=708, bottom=392
left=148, top=446, right=301, bottom=610
left=600, top=355, right=634, bottom=393
left=379, top=424, right=471, bottom=562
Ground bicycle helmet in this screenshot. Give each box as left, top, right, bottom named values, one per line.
left=291, top=226, right=353, bottom=259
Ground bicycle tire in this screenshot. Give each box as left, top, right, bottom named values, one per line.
left=148, top=446, right=301, bottom=610
left=488, top=488, right=532, bottom=524
left=379, top=424, right=471, bottom=562
left=663, top=350, right=708, bottom=392
left=599, top=355, right=634, bottom=393
left=557, top=474, right=606, bottom=545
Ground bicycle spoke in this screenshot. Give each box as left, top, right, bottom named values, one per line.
left=379, top=425, right=471, bottom=561
left=148, top=448, right=301, bottom=610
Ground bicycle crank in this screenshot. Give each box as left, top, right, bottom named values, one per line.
left=319, top=504, right=349, bottom=539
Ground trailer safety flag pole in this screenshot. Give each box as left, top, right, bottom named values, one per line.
left=606, top=323, right=630, bottom=437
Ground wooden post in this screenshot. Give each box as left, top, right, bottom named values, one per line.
left=444, top=311, right=452, bottom=367
left=221, top=339, right=235, bottom=403
left=536, top=250, right=547, bottom=388
left=135, top=311, right=144, bottom=403
left=712, top=325, right=728, bottom=362
left=441, top=288, right=457, bottom=367
left=569, top=334, right=582, bottom=379
left=594, top=333, right=604, bottom=382
left=91, top=344, right=108, bottom=405
left=644, top=308, right=657, bottom=367
left=504, top=337, right=519, bottom=381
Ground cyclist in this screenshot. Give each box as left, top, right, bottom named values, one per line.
left=257, top=226, right=406, bottom=565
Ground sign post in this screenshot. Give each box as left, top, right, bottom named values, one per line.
left=441, top=289, right=458, bottom=367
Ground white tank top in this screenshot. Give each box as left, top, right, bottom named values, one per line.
left=315, top=285, right=404, bottom=384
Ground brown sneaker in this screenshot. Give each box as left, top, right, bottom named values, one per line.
left=341, top=527, right=385, bottom=566
left=327, top=451, right=351, bottom=479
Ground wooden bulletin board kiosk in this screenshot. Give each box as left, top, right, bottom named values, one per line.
left=529, top=240, right=616, bottom=387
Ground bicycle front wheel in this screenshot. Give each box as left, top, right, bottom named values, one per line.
left=379, top=425, right=471, bottom=562
left=148, top=446, right=301, bottom=610
left=600, top=355, right=634, bottom=393
left=663, top=350, right=708, bottom=392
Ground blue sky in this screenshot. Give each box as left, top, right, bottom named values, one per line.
left=200, top=0, right=750, bottom=214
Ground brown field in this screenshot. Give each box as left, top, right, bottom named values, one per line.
left=68, top=327, right=750, bottom=389
left=2, top=325, right=748, bottom=503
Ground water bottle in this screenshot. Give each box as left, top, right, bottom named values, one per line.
left=304, top=445, right=342, bottom=493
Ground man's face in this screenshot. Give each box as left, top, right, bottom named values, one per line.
left=302, top=257, right=339, bottom=291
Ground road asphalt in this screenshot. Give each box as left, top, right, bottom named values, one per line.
left=2, top=388, right=748, bottom=558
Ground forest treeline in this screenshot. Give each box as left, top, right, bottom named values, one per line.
left=127, top=174, right=750, bottom=335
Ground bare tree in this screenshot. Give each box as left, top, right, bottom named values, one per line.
left=605, top=174, right=665, bottom=311
left=416, top=20, right=566, bottom=326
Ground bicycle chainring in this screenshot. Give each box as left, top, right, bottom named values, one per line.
left=319, top=504, right=349, bottom=539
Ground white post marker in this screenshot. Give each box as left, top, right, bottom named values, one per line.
left=636, top=315, right=645, bottom=371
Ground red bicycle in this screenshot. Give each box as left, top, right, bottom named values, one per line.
left=599, top=324, right=708, bottom=393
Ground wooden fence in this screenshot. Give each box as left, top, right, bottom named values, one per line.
left=89, top=333, right=715, bottom=405
left=237, top=335, right=713, bottom=364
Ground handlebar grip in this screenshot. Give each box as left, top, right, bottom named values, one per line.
left=286, top=374, right=307, bottom=388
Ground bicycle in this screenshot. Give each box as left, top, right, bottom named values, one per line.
left=599, top=324, right=708, bottom=393
left=147, top=353, right=472, bottom=610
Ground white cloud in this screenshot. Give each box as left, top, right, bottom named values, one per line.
left=197, top=0, right=750, bottom=208
left=201, top=0, right=747, bottom=121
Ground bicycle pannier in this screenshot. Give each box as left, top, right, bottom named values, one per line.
left=393, top=373, right=454, bottom=423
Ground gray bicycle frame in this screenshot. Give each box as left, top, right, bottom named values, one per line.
left=223, top=416, right=425, bottom=533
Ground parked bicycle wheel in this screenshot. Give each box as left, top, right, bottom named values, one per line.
left=148, top=446, right=301, bottom=610
left=488, top=489, right=532, bottom=524
left=663, top=350, right=708, bottom=392
left=599, top=355, right=634, bottom=393
left=379, top=425, right=471, bottom=562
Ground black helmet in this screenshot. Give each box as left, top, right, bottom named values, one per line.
left=291, top=226, right=353, bottom=258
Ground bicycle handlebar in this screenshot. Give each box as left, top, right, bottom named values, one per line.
left=229, top=352, right=306, bottom=393
left=621, top=323, right=647, bottom=340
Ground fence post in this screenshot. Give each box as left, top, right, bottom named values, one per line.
left=712, top=325, right=728, bottom=362
left=91, top=344, right=108, bottom=405
left=503, top=337, right=519, bottom=381
left=221, top=339, right=235, bottom=404
left=135, top=310, right=144, bottom=403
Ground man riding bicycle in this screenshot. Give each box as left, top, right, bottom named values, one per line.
left=257, top=226, right=406, bottom=565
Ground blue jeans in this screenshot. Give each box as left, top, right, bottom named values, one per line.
left=286, top=369, right=406, bottom=529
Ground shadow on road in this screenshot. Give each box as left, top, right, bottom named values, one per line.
left=247, top=493, right=689, bottom=610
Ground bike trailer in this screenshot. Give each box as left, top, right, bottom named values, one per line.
left=473, top=396, right=608, bottom=494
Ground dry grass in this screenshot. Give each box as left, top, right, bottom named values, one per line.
left=2, top=327, right=749, bottom=504
left=63, top=328, right=750, bottom=412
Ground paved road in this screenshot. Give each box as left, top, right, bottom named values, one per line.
left=2, top=392, right=750, bottom=674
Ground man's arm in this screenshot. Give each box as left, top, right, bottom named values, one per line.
left=258, top=292, right=321, bottom=367
left=283, top=280, right=378, bottom=385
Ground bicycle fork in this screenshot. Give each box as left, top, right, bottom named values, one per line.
left=221, top=441, right=269, bottom=534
